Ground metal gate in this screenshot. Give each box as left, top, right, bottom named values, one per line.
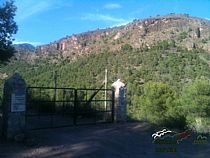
left=26, top=87, right=115, bottom=130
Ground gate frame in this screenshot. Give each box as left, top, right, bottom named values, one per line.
left=25, top=86, right=115, bottom=130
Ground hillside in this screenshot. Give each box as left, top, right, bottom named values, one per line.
left=34, top=14, right=210, bottom=60
left=2, top=40, right=210, bottom=89
left=2, top=14, right=210, bottom=132
left=12, top=43, right=36, bottom=60
left=13, top=43, right=35, bottom=51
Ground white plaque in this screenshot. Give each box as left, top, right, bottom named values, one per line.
left=11, top=92, right=26, bottom=112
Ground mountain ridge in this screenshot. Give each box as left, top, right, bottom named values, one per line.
left=32, top=14, right=210, bottom=59
left=13, top=43, right=35, bottom=51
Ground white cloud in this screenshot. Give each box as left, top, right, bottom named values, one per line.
left=16, top=1, right=50, bottom=21
left=81, top=13, right=126, bottom=23
left=13, top=40, right=42, bottom=46
left=104, top=3, right=121, bottom=9
left=205, top=18, right=210, bottom=20
left=15, top=0, right=72, bottom=21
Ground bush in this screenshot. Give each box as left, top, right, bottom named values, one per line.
left=136, top=82, right=186, bottom=128
left=178, top=31, right=188, bottom=41
left=121, top=44, right=133, bottom=52
left=201, top=39, right=208, bottom=44
left=180, top=79, right=210, bottom=133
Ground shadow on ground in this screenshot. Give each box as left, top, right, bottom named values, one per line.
left=0, top=122, right=210, bottom=158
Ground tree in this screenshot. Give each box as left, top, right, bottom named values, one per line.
left=0, top=0, right=18, bottom=62
left=138, top=82, right=176, bottom=124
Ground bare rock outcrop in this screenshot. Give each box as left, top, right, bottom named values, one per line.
left=33, top=14, right=210, bottom=59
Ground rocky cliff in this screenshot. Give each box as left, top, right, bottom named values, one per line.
left=36, top=14, right=210, bottom=58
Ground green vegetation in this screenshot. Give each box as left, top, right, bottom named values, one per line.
left=134, top=82, right=176, bottom=123
left=1, top=40, right=210, bottom=132
left=121, top=44, right=133, bottom=52
left=178, top=31, right=188, bottom=41
left=180, top=79, right=210, bottom=132
left=201, top=38, right=208, bottom=44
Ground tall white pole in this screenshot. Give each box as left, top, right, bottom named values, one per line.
left=104, top=69, right=107, bottom=110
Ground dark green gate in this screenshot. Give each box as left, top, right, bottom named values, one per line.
left=26, top=87, right=115, bottom=130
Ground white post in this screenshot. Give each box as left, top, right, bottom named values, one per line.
left=111, top=79, right=126, bottom=122
left=104, top=69, right=107, bottom=110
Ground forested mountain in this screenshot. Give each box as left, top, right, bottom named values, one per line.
left=1, top=14, right=210, bottom=132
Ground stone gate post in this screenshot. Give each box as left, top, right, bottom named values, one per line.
left=111, top=79, right=127, bottom=122
left=2, top=73, right=26, bottom=140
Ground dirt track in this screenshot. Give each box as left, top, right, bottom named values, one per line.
left=0, top=122, right=210, bottom=158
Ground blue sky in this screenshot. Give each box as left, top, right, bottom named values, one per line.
left=5, top=0, right=210, bottom=46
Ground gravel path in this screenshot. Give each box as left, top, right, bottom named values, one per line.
left=0, top=122, right=210, bottom=158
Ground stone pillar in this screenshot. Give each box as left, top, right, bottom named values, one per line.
left=2, top=73, right=26, bottom=140
left=111, top=79, right=127, bottom=122
left=119, top=87, right=127, bottom=121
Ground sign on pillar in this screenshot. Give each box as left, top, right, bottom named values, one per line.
left=11, top=92, right=26, bottom=112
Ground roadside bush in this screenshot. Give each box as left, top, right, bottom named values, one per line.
left=137, top=82, right=186, bottom=128
left=163, top=100, right=187, bottom=130
left=180, top=79, right=210, bottom=133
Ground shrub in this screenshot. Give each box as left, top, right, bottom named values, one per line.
left=201, top=39, right=208, bottom=44
left=137, top=82, right=186, bottom=128
left=180, top=79, right=210, bottom=133
left=178, top=31, right=188, bottom=41
left=121, top=44, right=133, bottom=52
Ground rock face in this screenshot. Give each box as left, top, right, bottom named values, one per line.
left=36, top=14, right=210, bottom=58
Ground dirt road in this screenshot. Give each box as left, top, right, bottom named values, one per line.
left=0, top=122, right=210, bottom=158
